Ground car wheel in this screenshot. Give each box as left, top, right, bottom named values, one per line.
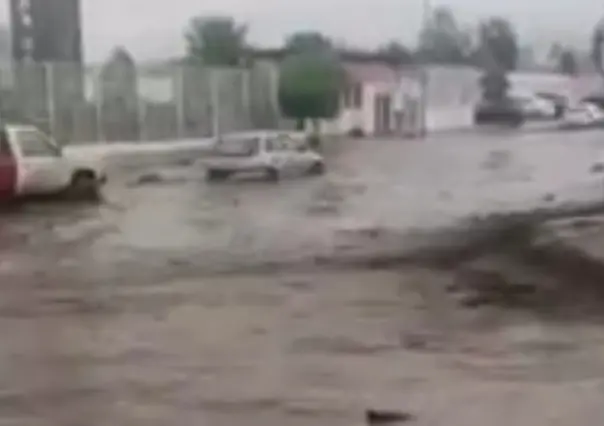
left=309, top=161, right=325, bottom=175
left=265, top=167, right=279, bottom=182
left=67, top=170, right=101, bottom=202
left=206, top=169, right=231, bottom=182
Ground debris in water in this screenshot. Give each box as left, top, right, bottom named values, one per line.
left=135, top=173, right=163, bottom=185
left=591, top=163, right=604, bottom=173
left=366, top=409, right=415, bottom=424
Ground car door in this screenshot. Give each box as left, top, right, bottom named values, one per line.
left=278, top=134, right=311, bottom=175
left=265, top=136, right=289, bottom=174
left=280, top=136, right=308, bottom=175
left=13, top=128, right=69, bottom=195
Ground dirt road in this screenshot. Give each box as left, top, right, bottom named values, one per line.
left=3, top=129, right=604, bottom=425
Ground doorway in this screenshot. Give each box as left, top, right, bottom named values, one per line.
left=373, top=94, right=392, bottom=135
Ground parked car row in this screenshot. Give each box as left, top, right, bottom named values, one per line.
left=474, top=91, right=604, bottom=130
left=474, top=91, right=563, bottom=126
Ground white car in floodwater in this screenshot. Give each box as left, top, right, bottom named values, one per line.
left=560, top=102, right=604, bottom=129
left=201, top=131, right=325, bottom=181
left=510, top=92, right=557, bottom=119
left=0, top=124, right=106, bottom=202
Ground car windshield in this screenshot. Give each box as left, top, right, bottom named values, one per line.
left=510, top=96, right=531, bottom=106
left=214, top=136, right=259, bottom=156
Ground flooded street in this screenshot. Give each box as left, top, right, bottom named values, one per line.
left=3, top=130, right=604, bottom=425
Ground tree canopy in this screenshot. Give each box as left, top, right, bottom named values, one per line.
left=278, top=33, right=344, bottom=125
left=476, top=17, right=518, bottom=71
left=185, top=16, right=247, bottom=66
left=417, top=7, right=472, bottom=64
left=377, top=41, right=414, bottom=65
left=284, top=31, right=333, bottom=53
left=558, top=49, right=578, bottom=75
left=592, top=20, right=604, bottom=74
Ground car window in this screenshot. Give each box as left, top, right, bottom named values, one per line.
left=270, top=135, right=297, bottom=151
left=15, top=129, right=57, bottom=157
left=215, top=137, right=259, bottom=156
left=265, top=138, right=277, bottom=152
left=266, top=137, right=286, bottom=151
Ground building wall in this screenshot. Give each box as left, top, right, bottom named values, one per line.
left=10, top=0, right=83, bottom=63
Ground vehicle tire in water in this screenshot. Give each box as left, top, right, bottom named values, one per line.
left=67, top=170, right=101, bottom=201
left=309, top=161, right=325, bottom=175
left=206, top=169, right=231, bottom=182
left=265, top=167, right=279, bottom=181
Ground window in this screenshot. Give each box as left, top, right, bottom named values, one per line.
left=344, top=83, right=363, bottom=108
left=215, top=137, right=259, bottom=157
left=16, top=130, right=57, bottom=157
left=352, top=84, right=363, bottom=108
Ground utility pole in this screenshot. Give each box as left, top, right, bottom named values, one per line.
left=418, top=0, right=431, bottom=138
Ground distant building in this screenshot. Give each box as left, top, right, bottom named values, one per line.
left=9, top=0, right=83, bottom=63
left=250, top=48, right=420, bottom=136
left=7, top=0, right=85, bottom=137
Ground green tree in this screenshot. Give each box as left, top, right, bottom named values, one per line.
left=418, top=6, right=472, bottom=63
left=592, top=20, right=604, bottom=74
left=475, top=17, right=518, bottom=103
left=476, top=17, right=518, bottom=71
left=377, top=41, right=413, bottom=64
left=284, top=31, right=333, bottom=53
left=185, top=16, right=247, bottom=66
left=558, top=49, right=578, bottom=75
left=278, top=50, right=344, bottom=135
left=479, top=69, right=510, bottom=102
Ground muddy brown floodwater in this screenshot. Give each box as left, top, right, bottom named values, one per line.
left=3, top=130, right=604, bottom=425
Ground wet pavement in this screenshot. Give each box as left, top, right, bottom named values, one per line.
left=3, top=129, right=604, bottom=425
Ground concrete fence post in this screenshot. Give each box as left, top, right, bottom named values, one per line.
left=242, top=69, right=251, bottom=128
left=210, top=70, right=221, bottom=137
left=137, top=77, right=146, bottom=142
left=44, top=62, right=56, bottom=138
left=94, top=68, right=105, bottom=143
left=174, top=65, right=185, bottom=140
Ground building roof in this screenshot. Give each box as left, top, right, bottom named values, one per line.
left=344, top=62, right=404, bottom=84
left=248, top=47, right=413, bottom=66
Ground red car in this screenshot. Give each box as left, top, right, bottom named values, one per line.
left=0, top=130, right=16, bottom=201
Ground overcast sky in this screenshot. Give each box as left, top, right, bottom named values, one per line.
left=0, top=0, right=602, bottom=62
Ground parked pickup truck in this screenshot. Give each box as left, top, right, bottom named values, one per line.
left=0, top=124, right=106, bottom=202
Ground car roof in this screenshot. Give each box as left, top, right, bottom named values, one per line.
left=3, top=124, right=38, bottom=132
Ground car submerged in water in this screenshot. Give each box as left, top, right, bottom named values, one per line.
left=559, top=101, right=604, bottom=129
left=201, top=131, right=326, bottom=182
left=473, top=98, right=525, bottom=126
left=474, top=92, right=558, bottom=126
left=0, top=124, right=106, bottom=203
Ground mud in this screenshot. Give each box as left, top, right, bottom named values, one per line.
left=3, top=130, right=604, bottom=425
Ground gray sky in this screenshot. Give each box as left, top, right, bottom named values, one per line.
left=0, top=0, right=602, bottom=62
